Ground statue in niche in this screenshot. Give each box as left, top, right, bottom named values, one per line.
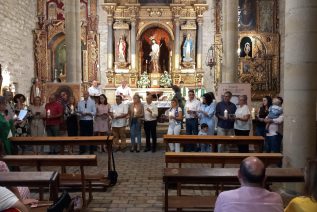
left=244, top=42, right=251, bottom=58
left=117, top=35, right=127, bottom=62
left=149, top=37, right=160, bottom=73
left=182, top=33, right=193, bottom=62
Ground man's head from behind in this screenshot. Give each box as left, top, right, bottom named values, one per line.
left=238, top=156, right=266, bottom=186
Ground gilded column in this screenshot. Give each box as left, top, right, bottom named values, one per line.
left=221, top=0, right=238, bottom=83
left=283, top=0, right=317, bottom=168
left=65, top=0, right=81, bottom=82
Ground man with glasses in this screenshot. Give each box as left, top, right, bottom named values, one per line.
left=215, top=91, right=237, bottom=152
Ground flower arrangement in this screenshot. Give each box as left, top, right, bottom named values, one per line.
left=159, top=71, right=172, bottom=88
left=137, top=71, right=151, bottom=88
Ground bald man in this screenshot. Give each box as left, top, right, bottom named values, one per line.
left=214, top=157, right=283, bottom=212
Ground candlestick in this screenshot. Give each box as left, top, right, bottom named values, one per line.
left=251, top=108, right=255, bottom=120
left=224, top=109, right=228, bottom=119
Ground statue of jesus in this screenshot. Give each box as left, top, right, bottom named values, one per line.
left=149, top=38, right=160, bottom=73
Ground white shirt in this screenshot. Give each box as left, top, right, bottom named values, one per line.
left=111, top=103, right=128, bottom=127
left=266, top=115, right=283, bottom=136
left=0, top=187, right=19, bottom=211
left=234, top=104, right=251, bottom=130
left=184, top=98, right=201, bottom=119
left=144, top=102, right=158, bottom=121
left=166, top=107, right=182, bottom=124
left=115, top=86, right=132, bottom=100
left=88, top=85, right=101, bottom=96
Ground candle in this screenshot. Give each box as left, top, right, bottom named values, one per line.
left=224, top=109, right=228, bottom=119
left=13, top=114, right=17, bottom=120
left=168, top=111, right=173, bottom=117
left=134, top=107, right=137, bottom=117
left=70, top=105, right=74, bottom=113
left=251, top=108, right=255, bottom=120
left=26, top=97, right=29, bottom=106
left=47, top=109, right=51, bottom=117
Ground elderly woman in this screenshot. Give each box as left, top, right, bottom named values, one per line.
left=284, top=159, right=317, bottom=212
left=166, top=98, right=183, bottom=152
left=234, top=95, right=251, bottom=153
left=129, top=94, right=144, bottom=152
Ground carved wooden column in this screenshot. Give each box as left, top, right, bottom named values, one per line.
left=222, top=0, right=238, bottom=83
left=65, top=0, right=81, bottom=82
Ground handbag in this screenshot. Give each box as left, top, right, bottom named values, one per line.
left=108, top=151, right=118, bottom=186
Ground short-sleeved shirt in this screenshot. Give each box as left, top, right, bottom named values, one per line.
left=215, top=101, right=237, bottom=129
left=45, top=101, right=64, bottom=126
left=234, top=104, right=251, bottom=130
left=111, top=103, right=128, bottom=127
left=0, top=186, right=19, bottom=211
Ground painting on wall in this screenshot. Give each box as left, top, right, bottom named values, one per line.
left=45, top=83, right=81, bottom=104
left=238, top=0, right=257, bottom=31
left=259, top=0, right=274, bottom=32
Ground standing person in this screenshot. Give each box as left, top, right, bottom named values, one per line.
left=214, top=157, right=283, bottom=212
left=149, top=38, right=160, bottom=73
left=264, top=96, right=284, bottom=153
left=64, top=96, right=78, bottom=153
left=13, top=94, right=31, bottom=138
left=198, top=123, right=210, bottom=152
left=88, top=80, right=102, bottom=97
left=110, top=95, right=128, bottom=152
left=143, top=95, right=158, bottom=152
left=284, top=158, right=317, bottom=212
left=4, top=90, right=15, bottom=119
left=184, top=90, right=200, bottom=151
left=45, top=94, right=63, bottom=154
left=234, top=95, right=251, bottom=153
left=198, top=92, right=216, bottom=135
left=195, top=81, right=206, bottom=100
left=166, top=98, right=183, bottom=152
left=77, top=91, right=96, bottom=154
left=0, top=96, right=13, bottom=154
left=128, top=94, right=144, bottom=152
left=115, top=80, right=132, bottom=102
left=215, top=91, right=237, bottom=152
left=179, top=81, right=189, bottom=101
left=94, top=94, right=111, bottom=152
left=29, top=96, right=46, bottom=153
left=255, top=96, right=272, bottom=139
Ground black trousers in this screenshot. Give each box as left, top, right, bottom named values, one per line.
left=234, top=129, right=250, bottom=153
left=79, top=120, right=94, bottom=153
left=144, top=120, right=157, bottom=151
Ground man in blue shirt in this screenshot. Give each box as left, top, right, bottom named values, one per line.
left=215, top=91, right=237, bottom=152
left=77, top=91, right=96, bottom=154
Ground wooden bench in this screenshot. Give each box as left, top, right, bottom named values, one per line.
left=163, top=167, right=304, bottom=211
left=163, top=134, right=264, bottom=152
left=2, top=155, right=97, bottom=207
left=0, top=171, right=59, bottom=201
left=165, top=152, right=283, bottom=168
left=10, top=136, right=114, bottom=172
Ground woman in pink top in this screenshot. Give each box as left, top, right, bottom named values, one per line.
left=94, top=94, right=111, bottom=152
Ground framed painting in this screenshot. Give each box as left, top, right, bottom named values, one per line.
left=44, top=83, right=81, bottom=104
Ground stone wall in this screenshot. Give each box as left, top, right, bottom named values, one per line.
left=0, top=0, right=37, bottom=97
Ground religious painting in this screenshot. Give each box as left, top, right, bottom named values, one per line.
left=139, top=0, right=172, bottom=4
left=45, top=83, right=81, bottom=104
left=238, top=0, right=257, bottom=31
left=46, top=0, right=64, bottom=20
left=259, top=0, right=274, bottom=32
left=140, top=27, right=171, bottom=74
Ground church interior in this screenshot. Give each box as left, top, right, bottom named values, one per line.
left=0, top=0, right=316, bottom=211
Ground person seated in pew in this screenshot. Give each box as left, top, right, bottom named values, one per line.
left=0, top=186, right=29, bottom=212
left=214, top=156, right=283, bottom=212
left=284, top=158, right=317, bottom=212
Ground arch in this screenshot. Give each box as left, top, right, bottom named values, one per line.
left=136, top=21, right=174, bottom=41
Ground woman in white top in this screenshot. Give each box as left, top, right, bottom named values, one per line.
left=166, top=98, right=183, bottom=152
left=234, top=95, right=251, bottom=152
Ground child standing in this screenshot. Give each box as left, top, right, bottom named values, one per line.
left=199, top=123, right=210, bottom=152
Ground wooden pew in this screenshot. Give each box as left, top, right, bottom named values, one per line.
left=163, top=167, right=304, bottom=211
left=165, top=152, right=283, bottom=168
left=9, top=136, right=114, bottom=172
left=163, top=134, right=264, bottom=152
left=0, top=171, right=59, bottom=201
left=2, top=155, right=97, bottom=207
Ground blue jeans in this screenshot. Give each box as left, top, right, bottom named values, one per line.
left=185, top=118, right=199, bottom=151
left=130, top=119, right=141, bottom=145
left=255, top=125, right=266, bottom=138
left=46, top=125, right=60, bottom=153
left=265, top=134, right=282, bottom=153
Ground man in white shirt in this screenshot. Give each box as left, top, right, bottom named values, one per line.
left=143, top=95, right=158, bottom=152
left=88, top=80, right=101, bottom=97
left=110, top=95, right=128, bottom=151
left=77, top=91, right=96, bottom=154
left=184, top=90, right=201, bottom=151
left=115, top=80, right=132, bottom=102
left=0, top=187, right=28, bottom=212
left=214, top=157, right=283, bottom=212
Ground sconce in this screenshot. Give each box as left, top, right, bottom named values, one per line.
left=205, top=45, right=216, bottom=69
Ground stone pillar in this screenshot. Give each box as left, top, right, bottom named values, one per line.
left=174, top=19, right=180, bottom=70
left=107, top=18, right=114, bottom=70
left=221, top=0, right=238, bottom=83
left=283, top=0, right=317, bottom=168
left=196, top=19, right=203, bottom=70
left=130, top=20, right=136, bottom=71
left=65, top=0, right=81, bottom=82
